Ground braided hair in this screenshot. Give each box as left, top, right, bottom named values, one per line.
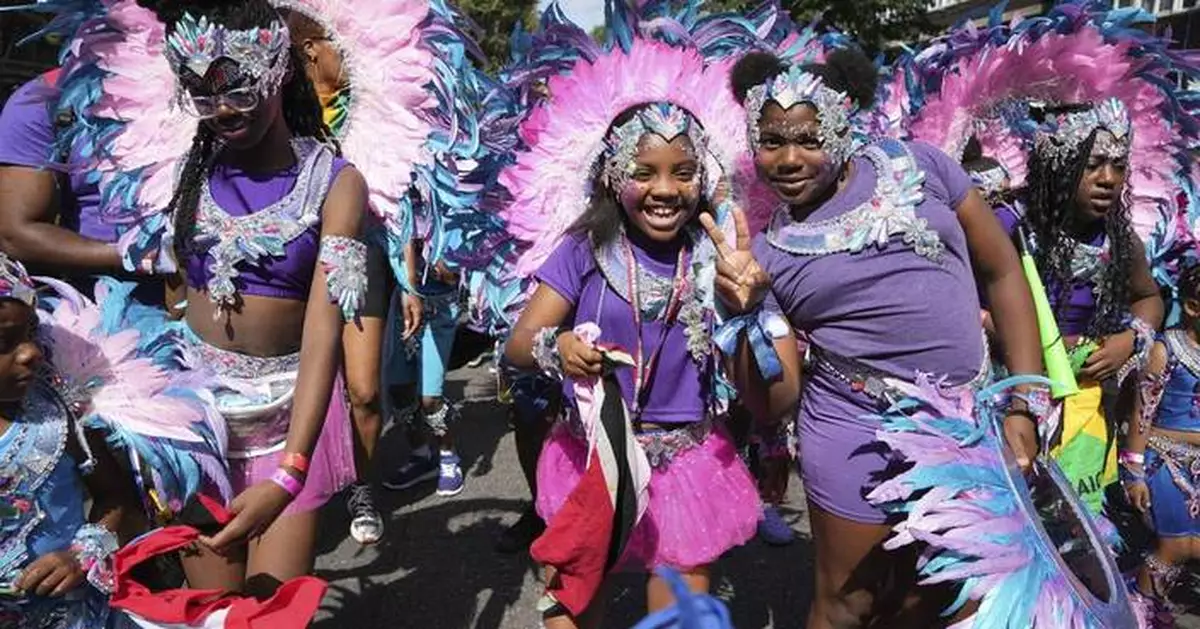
left=1024, top=104, right=1136, bottom=337
left=139, top=0, right=338, bottom=260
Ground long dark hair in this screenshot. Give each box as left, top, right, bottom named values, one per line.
left=1024, top=104, right=1135, bottom=336
left=567, top=103, right=712, bottom=247
left=141, top=0, right=337, bottom=260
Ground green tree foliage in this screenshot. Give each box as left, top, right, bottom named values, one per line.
left=453, top=0, right=539, bottom=69
left=699, top=0, right=933, bottom=55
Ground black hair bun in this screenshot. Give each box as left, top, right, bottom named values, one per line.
left=820, top=48, right=878, bottom=109
left=730, top=51, right=788, bottom=105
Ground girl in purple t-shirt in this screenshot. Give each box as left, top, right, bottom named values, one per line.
left=505, top=102, right=761, bottom=627
left=723, top=50, right=1047, bottom=628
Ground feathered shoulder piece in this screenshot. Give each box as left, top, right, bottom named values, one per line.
left=37, top=277, right=229, bottom=518
left=868, top=374, right=1136, bottom=628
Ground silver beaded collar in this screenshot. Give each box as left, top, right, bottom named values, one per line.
left=766, top=142, right=941, bottom=262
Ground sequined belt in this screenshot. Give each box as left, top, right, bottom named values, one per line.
left=1147, top=433, right=1200, bottom=519
left=561, top=408, right=714, bottom=470
left=809, top=342, right=991, bottom=405
left=189, top=337, right=299, bottom=459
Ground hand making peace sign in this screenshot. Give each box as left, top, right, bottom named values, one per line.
left=699, top=207, right=771, bottom=315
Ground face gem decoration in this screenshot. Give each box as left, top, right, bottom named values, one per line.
left=745, top=66, right=857, bottom=166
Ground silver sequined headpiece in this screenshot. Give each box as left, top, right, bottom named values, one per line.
left=1034, top=98, right=1131, bottom=167
left=165, top=12, right=291, bottom=99
left=0, top=253, right=37, bottom=307
left=968, top=163, right=1011, bottom=205
left=744, top=66, right=857, bottom=165
left=601, top=103, right=709, bottom=192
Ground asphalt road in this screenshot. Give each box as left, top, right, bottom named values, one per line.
left=309, top=353, right=1200, bottom=628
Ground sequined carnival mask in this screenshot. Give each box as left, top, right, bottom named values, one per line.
left=165, top=12, right=291, bottom=104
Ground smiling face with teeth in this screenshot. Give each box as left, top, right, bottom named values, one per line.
left=618, top=133, right=704, bottom=243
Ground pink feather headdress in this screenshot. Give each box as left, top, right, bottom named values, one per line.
left=51, top=0, right=484, bottom=285
left=498, top=38, right=749, bottom=281
left=883, top=2, right=1200, bottom=242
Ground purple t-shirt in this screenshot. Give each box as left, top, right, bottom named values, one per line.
left=0, top=77, right=113, bottom=243
left=754, top=140, right=986, bottom=523
left=995, top=205, right=1100, bottom=337
left=536, top=233, right=707, bottom=424
left=754, top=140, right=984, bottom=384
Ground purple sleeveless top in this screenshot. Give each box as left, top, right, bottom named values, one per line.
left=996, top=205, right=1104, bottom=337
left=536, top=233, right=708, bottom=424
left=183, top=142, right=349, bottom=302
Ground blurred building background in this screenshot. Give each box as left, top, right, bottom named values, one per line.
left=928, top=0, right=1200, bottom=47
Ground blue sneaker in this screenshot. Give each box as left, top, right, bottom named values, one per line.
left=758, top=505, right=795, bottom=546
left=383, top=454, right=438, bottom=490
left=437, top=451, right=465, bottom=497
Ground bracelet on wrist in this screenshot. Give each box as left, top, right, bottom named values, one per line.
left=531, top=326, right=566, bottom=379
left=270, top=467, right=304, bottom=499
left=281, top=452, right=310, bottom=476
left=1119, top=450, right=1146, bottom=467
left=1008, top=383, right=1053, bottom=425
left=70, top=524, right=119, bottom=594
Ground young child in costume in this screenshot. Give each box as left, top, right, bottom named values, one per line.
left=880, top=4, right=1195, bottom=518
left=505, top=97, right=762, bottom=628
left=724, top=47, right=1121, bottom=628
left=0, top=254, right=138, bottom=629
left=1122, top=264, right=1200, bottom=628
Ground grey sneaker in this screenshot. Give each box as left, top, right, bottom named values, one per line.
left=347, top=483, right=384, bottom=545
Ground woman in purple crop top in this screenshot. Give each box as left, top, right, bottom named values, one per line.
left=724, top=50, right=1047, bottom=628
left=142, top=0, right=369, bottom=593
left=1016, top=101, right=1164, bottom=515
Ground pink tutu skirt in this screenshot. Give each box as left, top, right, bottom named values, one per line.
left=535, top=420, right=760, bottom=571
left=226, top=375, right=356, bottom=516
left=191, top=336, right=356, bottom=516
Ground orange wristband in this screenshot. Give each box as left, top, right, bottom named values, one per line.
left=281, top=452, right=310, bottom=475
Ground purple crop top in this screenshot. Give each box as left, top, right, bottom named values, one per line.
left=183, top=138, right=349, bottom=303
